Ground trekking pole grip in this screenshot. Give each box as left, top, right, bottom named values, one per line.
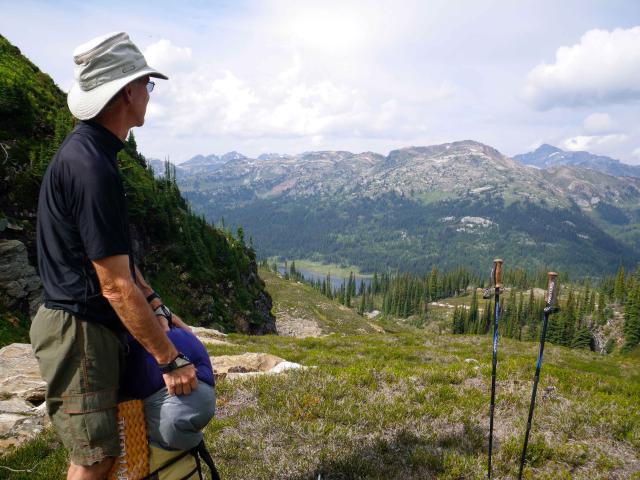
left=545, top=272, right=558, bottom=308
left=492, top=259, right=503, bottom=288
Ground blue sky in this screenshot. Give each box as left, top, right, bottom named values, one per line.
left=2, top=0, right=640, bottom=164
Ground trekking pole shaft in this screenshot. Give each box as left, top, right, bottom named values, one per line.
left=487, top=259, right=502, bottom=479
left=488, top=292, right=499, bottom=478
left=518, top=310, right=549, bottom=479
left=518, top=272, right=557, bottom=479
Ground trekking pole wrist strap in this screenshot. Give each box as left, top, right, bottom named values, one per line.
left=158, top=353, right=192, bottom=373
left=146, top=291, right=160, bottom=304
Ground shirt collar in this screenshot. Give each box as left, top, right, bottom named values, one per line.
left=76, top=120, right=125, bottom=155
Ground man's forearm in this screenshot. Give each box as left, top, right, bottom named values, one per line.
left=109, top=281, right=177, bottom=364
left=134, top=265, right=163, bottom=309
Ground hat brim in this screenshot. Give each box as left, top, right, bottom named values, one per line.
left=67, top=66, right=168, bottom=120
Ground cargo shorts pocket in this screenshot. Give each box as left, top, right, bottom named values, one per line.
left=62, top=390, right=118, bottom=447
left=62, top=388, right=120, bottom=461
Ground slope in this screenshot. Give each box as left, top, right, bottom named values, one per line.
left=260, top=268, right=380, bottom=336
left=0, top=34, right=274, bottom=336
left=3, top=329, right=639, bottom=479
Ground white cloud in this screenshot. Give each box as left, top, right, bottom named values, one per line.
left=582, top=113, right=614, bottom=135
left=523, top=27, right=640, bottom=109
left=562, top=134, right=627, bottom=152
left=142, top=38, right=453, bottom=142
left=144, top=39, right=193, bottom=74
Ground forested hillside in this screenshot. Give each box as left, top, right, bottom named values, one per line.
left=0, top=34, right=275, bottom=337
left=175, top=143, right=639, bottom=277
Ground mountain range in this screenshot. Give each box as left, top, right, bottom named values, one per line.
left=514, top=144, right=640, bottom=178
left=165, top=141, right=640, bottom=276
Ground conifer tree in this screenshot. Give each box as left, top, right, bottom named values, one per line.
left=428, top=266, right=438, bottom=301
left=596, top=291, right=606, bottom=324
left=467, top=288, right=479, bottom=333
left=452, top=306, right=465, bottom=334
left=559, top=289, right=576, bottom=347
left=623, top=281, right=640, bottom=350
left=613, top=265, right=626, bottom=303
left=480, top=300, right=492, bottom=334
left=572, top=323, right=592, bottom=349
left=546, top=314, right=562, bottom=344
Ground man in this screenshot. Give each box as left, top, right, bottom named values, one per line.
left=30, top=32, right=197, bottom=480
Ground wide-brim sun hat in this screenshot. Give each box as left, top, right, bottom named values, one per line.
left=67, top=31, right=168, bottom=120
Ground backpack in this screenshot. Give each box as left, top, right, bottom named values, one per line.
left=143, top=441, right=220, bottom=480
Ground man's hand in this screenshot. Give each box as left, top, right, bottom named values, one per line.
left=162, top=364, right=198, bottom=396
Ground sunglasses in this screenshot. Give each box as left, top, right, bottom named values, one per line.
left=146, top=81, right=155, bottom=93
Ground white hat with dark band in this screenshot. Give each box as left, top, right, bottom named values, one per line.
left=67, top=32, right=168, bottom=120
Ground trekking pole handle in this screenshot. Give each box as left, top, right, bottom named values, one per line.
left=492, top=259, right=503, bottom=288
left=545, top=272, right=558, bottom=308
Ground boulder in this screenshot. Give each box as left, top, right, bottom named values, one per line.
left=211, top=352, right=308, bottom=380
left=0, top=343, right=46, bottom=404
left=191, top=326, right=234, bottom=346
left=0, top=343, right=48, bottom=452
left=0, top=240, right=43, bottom=317
left=212, top=352, right=285, bottom=374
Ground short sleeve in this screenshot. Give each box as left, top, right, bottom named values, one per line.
left=69, top=161, right=129, bottom=261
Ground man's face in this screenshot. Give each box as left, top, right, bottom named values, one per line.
left=131, top=75, right=150, bottom=127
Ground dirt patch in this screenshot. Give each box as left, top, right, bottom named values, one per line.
left=276, top=314, right=323, bottom=338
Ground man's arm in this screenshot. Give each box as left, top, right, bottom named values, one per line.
left=92, top=255, right=197, bottom=395
left=134, top=265, right=192, bottom=332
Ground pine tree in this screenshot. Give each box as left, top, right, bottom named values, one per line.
left=613, top=265, right=626, bottom=303
left=572, top=324, right=592, bottom=349
left=623, top=281, right=640, bottom=350
left=557, top=289, right=576, bottom=347
left=467, top=288, right=479, bottom=333
left=428, top=266, right=438, bottom=301
left=359, top=290, right=366, bottom=315
left=546, top=315, right=562, bottom=345
left=452, top=306, right=466, bottom=334
left=480, top=300, right=492, bottom=334
left=596, top=291, right=606, bottom=324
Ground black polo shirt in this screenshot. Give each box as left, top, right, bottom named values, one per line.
left=37, top=120, right=130, bottom=331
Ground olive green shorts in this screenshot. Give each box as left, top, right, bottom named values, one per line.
left=30, top=306, right=124, bottom=466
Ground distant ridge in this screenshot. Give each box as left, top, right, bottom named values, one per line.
left=175, top=140, right=640, bottom=276
left=514, top=144, right=640, bottom=178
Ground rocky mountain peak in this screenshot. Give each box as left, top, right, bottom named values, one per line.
left=221, top=151, right=247, bottom=162
left=514, top=144, right=640, bottom=179
left=182, top=153, right=221, bottom=166
left=534, top=144, right=562, bottom=155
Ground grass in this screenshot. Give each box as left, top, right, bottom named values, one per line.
left=261, top=269, right=378, bottom=336
left=3, top=331, right=638, bottom=479
left=282, top=259, right=372, bottom=279
left=0, top=311, right=30, bottom=347
left=2, top=277, right=639, bottom=479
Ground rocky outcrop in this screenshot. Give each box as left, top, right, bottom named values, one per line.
left=276, top=315, right=323, bottom=338
left=191, top=326, right=234, bottom=345
left=211, top=352, right=307, bottom=380
left=0, top=240, right=42, bottom=318
left=592, top=311, right=625, bottom=353
left=0, top=343, right=48, bottom=451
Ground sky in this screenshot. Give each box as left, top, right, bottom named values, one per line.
left=2, top=0, right=640, bottom=164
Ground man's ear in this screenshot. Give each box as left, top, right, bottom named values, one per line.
left=122, top=84, right=134, bottom=105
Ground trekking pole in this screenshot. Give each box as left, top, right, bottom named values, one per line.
left=487, top=258, right=502, bottom=479
left=517, top=272, right=559, bottom=479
